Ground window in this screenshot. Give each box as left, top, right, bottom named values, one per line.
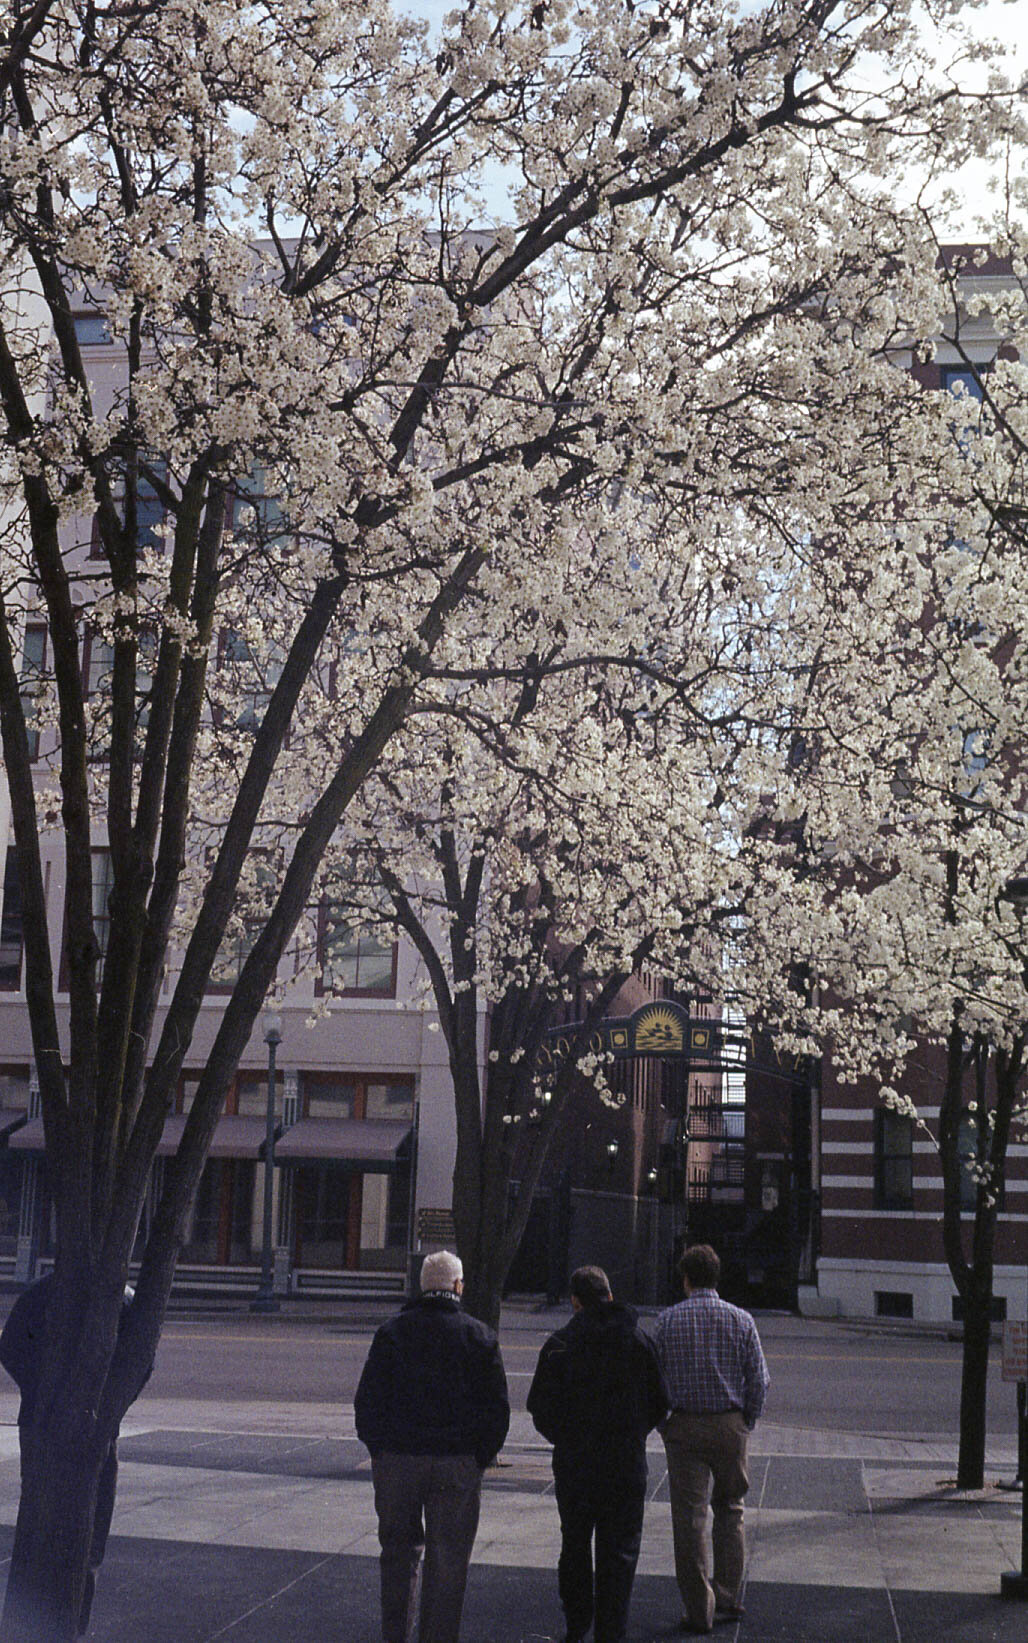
left=302, top=1075, right=358, bottom=1119
left=942, top=366, right=985, bottom=401
left=316, top=902, right=396, bottom=997
left=59, top=847, right=113, bottom=990
left=90, top=849, right=114, bottom=984
left=82, top=633, right=115, bottom=760
left=218, top=627, right=284, bottom=734
left=956, top=1110, right=1003, bottom=1212
left=952, top=1293, right=1006, bottom=1323
left=84, top=634, right=115, bottom=701
left=72, top=313, right=111, bottom=346
left=0, top=850, right=23, bottom=989
left=19, top=625, right=47, bottom=760
left=942, top=366, right=987, bottom=458
left=875, top=1291, right=913, bottom=1319
left=364, top=1081, right=415, bottom=1120
left=300, top=1073, right=413, bottom=1120
left=84, top=626, right=158, bottom=757
left=91, top=460, right=167, bottom=559
left=209, top=857, right=278, bottom=991
left=226, top=464, right=290, bottom=548
left=874, top=1108, right=913, bottom=1209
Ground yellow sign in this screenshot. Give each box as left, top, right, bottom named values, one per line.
left=635, top=1004, right=686, bottom=1054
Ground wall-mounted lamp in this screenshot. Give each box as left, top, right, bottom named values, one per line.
left=528, top=1086, right=553, bottom=1129
left=606, top=1139, right=620, bottom=1173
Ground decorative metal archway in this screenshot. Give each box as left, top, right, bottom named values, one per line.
left=537, top=998, right=817, bottom=1306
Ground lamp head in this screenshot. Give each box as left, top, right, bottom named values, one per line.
left=263, top=1010, right=283, bottom=1047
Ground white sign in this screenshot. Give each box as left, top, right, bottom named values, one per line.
left=1002, top=1320, right=1027, bottom=1382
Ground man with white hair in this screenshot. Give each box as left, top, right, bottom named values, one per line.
left=355, top=1250, right=510, bottom=1643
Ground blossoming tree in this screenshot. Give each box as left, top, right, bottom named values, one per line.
left=0, top=0, right=1016, bottom=1632
left=738, top=234, right=1028, bottom=1486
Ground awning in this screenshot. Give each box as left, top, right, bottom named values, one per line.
left=8, top=1113, right=274, bottom=1159
left=3, top=1114, right=407, bottom=1167
left=157, top=1114, right=274, bottom=1159
left=274, top=1118, right=412, bottom=1171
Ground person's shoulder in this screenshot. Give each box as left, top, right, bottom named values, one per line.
left=372, top=1297, right=420, bottom=1338
left=458, top=1309, right=499, bottom=1347
left=717, top=1296, right=760, bottom=1330
left=541, top=1316, right=576, bottom=1349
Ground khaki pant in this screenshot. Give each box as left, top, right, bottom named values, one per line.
left=371, top=1451, right=482, bottom=1643
left=662, top=1410, right=749, bottom=1632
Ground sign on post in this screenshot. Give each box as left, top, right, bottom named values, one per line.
left=1002, top=1320, right=1028, bottom=1383
left=417, top=1208, right=456, bottom=1245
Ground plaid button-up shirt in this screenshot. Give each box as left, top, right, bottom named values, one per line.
left=653, top=1289, right=769, bottom=1429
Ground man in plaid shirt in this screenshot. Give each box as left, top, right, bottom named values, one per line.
left=653, top=1244, right=769, bottom=1635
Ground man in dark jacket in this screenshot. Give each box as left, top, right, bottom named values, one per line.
left=527, top=1265, right=669, bottom=1643
left=355, top=1249, right=510, bottom=1643
left=0, top=1272, right=153, bottom=1635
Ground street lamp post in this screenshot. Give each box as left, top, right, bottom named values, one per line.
left=251, top=1011, right=282, bottom=1315
left=997, top=876, right=1028, bottom=1602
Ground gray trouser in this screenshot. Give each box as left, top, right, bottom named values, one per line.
left=371, top=1451, right=483, bottom=1643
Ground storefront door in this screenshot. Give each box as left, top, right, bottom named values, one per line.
left=293, top=1165, right=362, bottom=1269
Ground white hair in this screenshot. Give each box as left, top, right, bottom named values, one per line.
left=420, top=1250, right=463, bottom=1293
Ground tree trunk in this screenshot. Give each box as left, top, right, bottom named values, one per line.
left=1, top=1423, right=104, bottom=1643
left=956, top=1285, right=991, bottom=1490
left=460, top=1266, right=503, bottom=1333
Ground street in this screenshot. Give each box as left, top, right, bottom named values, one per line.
left=145, top=1305, right=1021, bottom=1444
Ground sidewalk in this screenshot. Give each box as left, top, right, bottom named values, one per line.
left=0, top=1393, right=1023, bottom=1641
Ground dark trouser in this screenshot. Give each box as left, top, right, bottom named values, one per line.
left=371, top=1451, right=482, bottom=1643
left=553, top=1467, right=646, bottom=1643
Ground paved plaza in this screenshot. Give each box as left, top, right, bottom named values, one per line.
left=0, top=1307, right=1025, bottom=1640
left=0, top=1410, right=1023, bottom=1639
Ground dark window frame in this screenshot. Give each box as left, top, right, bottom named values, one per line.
left=0, top=849, right=24, bottom=991
left=314, top=899, right=398, bottom=999
left=58, top=846, right=113, bottom=993
left=72, top=312, right=112, bottom=347
left=956, top=1108, right=1004, bottom=1213
left=20, top=623, right=48, bottom=761
left=206, top=851, right=281, bottom=995
left=300, top=1070, right=414, bottom=1121
left=90, top=458, right=168, bottom=561
left=874, top=1107, right=913, bottom=1210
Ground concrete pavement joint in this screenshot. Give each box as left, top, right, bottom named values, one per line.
left=201, top=1551, right=339, bottom=1643
left=865, top=1484, right=903, bottom=1643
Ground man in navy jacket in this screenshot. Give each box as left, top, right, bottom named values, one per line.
left=527, top=1266, right=669, bottom=1643
left=355, top=1250, right=509, bottom=1643
left=0, top=1273, right=153, bottom=1635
